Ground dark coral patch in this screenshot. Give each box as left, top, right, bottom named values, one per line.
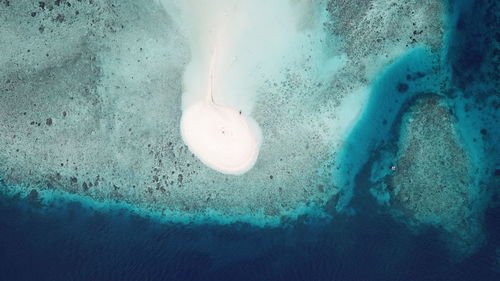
left=397, top=83, right=409, bottom=93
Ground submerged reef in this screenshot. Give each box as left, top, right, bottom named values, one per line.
left=360, top=0, right=498, bottom=259
left=3, top=0, right=498, bottom=263
left=0, top=0, right=448, bottom=225
left=0, top=0, right=498, bottom=262
left=390, top=95, right=485, bottom=258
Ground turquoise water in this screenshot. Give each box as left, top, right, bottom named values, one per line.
left=0, top=0, right=499, bottom=280
left=336, top=46, right=440, bottom=210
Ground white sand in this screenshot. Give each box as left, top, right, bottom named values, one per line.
left=180, top=41, right=262, bottom=175
left=180, top=101, right=262, bottom=175
left=175, top=0, right=317, bottom=174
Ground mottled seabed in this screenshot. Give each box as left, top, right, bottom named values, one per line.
left=0, top=0, right=499, bottom=280
left=0, top=0, right=446, bottom=224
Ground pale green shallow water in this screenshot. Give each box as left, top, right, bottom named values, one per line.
left=0, top=0, right=446, bottom=225
left=0, top=0, right=498, bottom=260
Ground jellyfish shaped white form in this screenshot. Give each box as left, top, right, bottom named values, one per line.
left=180, top=100, right=262, bottom=175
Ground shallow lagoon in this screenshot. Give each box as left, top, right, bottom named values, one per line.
left=0, top=0, right=499, bottom=280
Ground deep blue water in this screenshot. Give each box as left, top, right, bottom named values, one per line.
left=1, top=162, right=499, bottom=281
left=1, top=0, right=499, bottom=280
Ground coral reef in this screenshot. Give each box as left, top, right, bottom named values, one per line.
left=389, top=95, right=485, bottom=258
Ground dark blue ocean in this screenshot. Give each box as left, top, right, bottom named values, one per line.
left=1, top=0, right=499, bottom=280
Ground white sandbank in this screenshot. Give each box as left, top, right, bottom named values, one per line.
left=175, top=0, right=313, bottom=174
left=180, top=101, right=262, bottom=175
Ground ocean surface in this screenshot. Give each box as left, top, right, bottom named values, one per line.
left=1, top=0, right=499, bottom=280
